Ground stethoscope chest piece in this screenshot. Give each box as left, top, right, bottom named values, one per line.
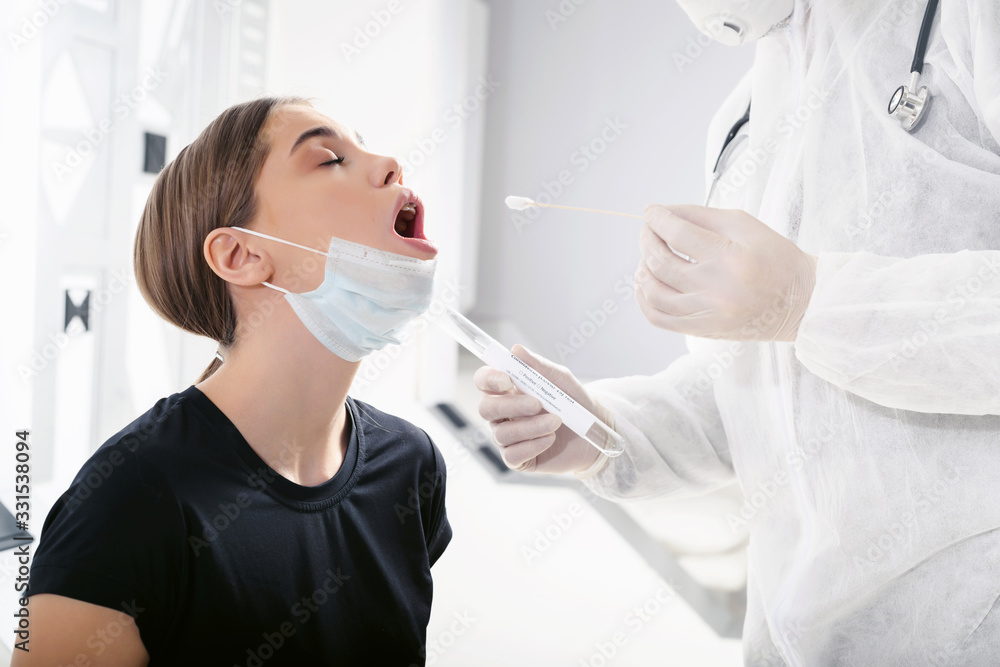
left=887, top=0, right=938, bottom=133
left=888, top=73, right=931, bottom=133
left=707, top=0, right=939, bottom=206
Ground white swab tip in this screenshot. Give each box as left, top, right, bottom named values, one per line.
left=505, top=195, right=536, bottom=211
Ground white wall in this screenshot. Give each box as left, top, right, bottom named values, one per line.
left=0, top=0, right=42, bottom=484
left=474, top=0, right=753, bottom=380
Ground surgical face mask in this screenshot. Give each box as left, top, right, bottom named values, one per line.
left=232, top=227, right=437, bottom=362
left=674, top=0, right=794, bottom=45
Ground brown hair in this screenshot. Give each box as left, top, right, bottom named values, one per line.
left=134, top=96, right=309, bottom=382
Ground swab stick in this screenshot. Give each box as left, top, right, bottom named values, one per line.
left=505, top=195, right=643, bottom=220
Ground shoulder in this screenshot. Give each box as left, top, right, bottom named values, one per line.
left=28, top=392, right=198, bottom=652
left=31, top=395, right=195, bottom=597
left=347, top=397, right=447, bottom=485
left=348, top=397, right=436, bottom=454
left=347, top=398, right=451, bottom=560
left=103, top=386, right=214, bottom=457
left=52, top=388, right=209, bottom=520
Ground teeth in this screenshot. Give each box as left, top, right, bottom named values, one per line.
left=395, top=201, right=418, bottom=236
left=399, top=202, right=417, bottom=222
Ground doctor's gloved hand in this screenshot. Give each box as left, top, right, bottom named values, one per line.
left=636, top=204, right=819, bottom=342
left=475, top=345, right=607, bottom=475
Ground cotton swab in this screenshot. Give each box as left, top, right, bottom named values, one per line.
left=504, top=195, right=695, bottom=263
left=504, top=195, right=643, bottom=220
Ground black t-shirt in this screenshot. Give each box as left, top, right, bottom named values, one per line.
left=29, top=386, right=451, bottom=666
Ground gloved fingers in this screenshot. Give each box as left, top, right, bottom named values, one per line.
left=639, top=224, right=698, bottom=293
left=635, top=283, right=677, bottom=331
left=635, top=282, right=709, bottom=334
left=509, top=344, right=564, bottom=379
left=473, top=365, right=516, bottom=395
left=635, top=261, right=684, bottom=314
left=498, top=433, right=558, bottom=470
left=509, top=344, right=593, bottom=408
left=644, top=204, right=730, bottom=259
left=637, top=271, right=722, bottom=320
left=492, top=412, right=563, bottom=447
left=478, top=393, right=545, bottom=423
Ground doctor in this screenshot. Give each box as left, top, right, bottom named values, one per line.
left=476, top=0, right=1000, bottom=664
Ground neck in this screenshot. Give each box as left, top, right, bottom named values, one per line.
left=196, top=304, right=359, bottom=487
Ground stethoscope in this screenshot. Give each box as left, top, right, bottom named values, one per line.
left=705, top=0, right=939, bottom=206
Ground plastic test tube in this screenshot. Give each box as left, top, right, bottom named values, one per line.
left=435, top=307, right=624, bottom=457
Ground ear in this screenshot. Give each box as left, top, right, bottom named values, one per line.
left=203, top=228, right=271, bottom=287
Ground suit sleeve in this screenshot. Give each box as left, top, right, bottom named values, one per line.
left=794, top=250, right=1000, bottom=415
left=579, top=339, right=737, bottom=502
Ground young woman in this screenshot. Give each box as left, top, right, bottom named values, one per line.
left=19, top=97, right=452, bottom=665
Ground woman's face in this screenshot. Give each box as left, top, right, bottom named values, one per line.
left=251, top=104, right=436, bottom=289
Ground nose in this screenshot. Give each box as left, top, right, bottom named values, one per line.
left=370, top=154, right=403, bottom=187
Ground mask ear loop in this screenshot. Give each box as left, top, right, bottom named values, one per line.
left=261, top=281, right=290, bottom=294
left=227, top=226, right=328, bottom=294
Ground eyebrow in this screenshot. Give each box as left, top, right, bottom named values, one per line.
left=289, top=126, right=366, bottom=156
left=289, top=126, right=336, bottom=156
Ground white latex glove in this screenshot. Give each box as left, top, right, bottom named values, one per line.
left=474, top=345, right=607, bottom=474
left=636, top=204, right=819, bottom=342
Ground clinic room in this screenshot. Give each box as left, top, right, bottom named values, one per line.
left=3, top=0, right=1000, bottom=664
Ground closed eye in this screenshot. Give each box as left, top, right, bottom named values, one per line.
left=320, top=155, right=345, bottom=167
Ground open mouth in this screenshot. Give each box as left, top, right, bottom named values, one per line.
left=392, top=192, right=425, bottom=240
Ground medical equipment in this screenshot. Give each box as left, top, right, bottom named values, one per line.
left=230, top=227, right=437, bottom=361
left=506, top=195, right=694, bottom=262
left=434, top=306, right=625, bottom=457
left=887, top=0, right=939, bottom=132
left=705, top=102, right=750, bottom=206
left=707, top=0, right=940, bottom=207
left=505, top=195, right=642, bottom=220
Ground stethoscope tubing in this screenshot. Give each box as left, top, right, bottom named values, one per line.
left=707, top=0, right=939, bottom=203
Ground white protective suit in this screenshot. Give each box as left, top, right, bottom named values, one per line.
left=582, top=1, right=1000, bottom=664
